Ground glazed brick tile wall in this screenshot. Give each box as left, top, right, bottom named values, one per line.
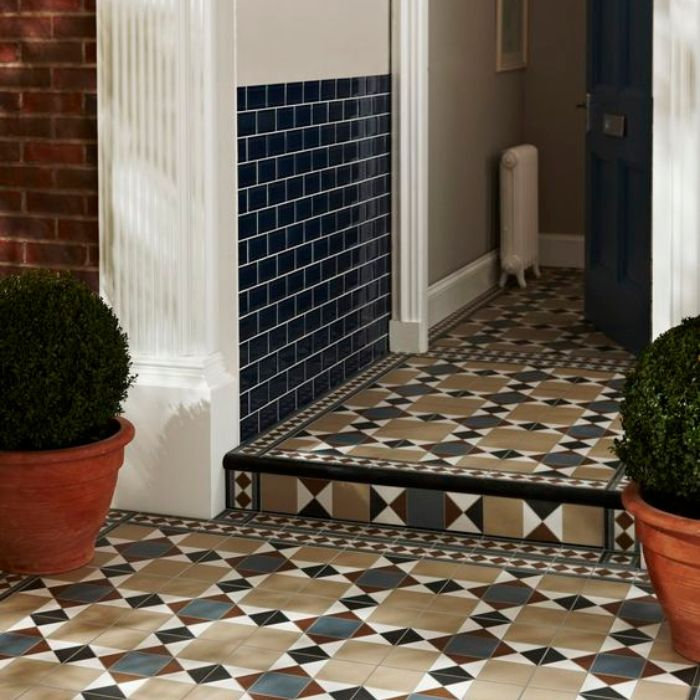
left=238, top=75, right=392, bottom=441
left=0, top=0, right=97, bottom=289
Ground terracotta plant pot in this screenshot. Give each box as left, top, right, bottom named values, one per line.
left=0, top=417, right=135, bottom=575
left=622, top=482, right=700, bottom=662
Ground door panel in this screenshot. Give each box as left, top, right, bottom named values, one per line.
left=585, top=0, right=652, bottom=354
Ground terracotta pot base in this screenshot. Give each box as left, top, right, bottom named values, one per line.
left=623, top=483, right=700, bottom=663
left=0, top=418, right=134, bottom=575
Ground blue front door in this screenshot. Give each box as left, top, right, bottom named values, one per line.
left=585, top=0, right=652, bottom=354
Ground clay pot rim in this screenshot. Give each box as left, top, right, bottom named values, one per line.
left=0, top=416, right=135, bottom=467
left=622, top=482, right=700, bottom=537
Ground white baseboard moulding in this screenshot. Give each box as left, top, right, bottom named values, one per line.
left=428, top=250, right=499, bottom=327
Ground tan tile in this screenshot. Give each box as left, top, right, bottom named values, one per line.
left=414, top=610, right=468, bottom=634
left=178, top=638, right=241, bottom=663
left=437, top=375, right=510, bottom=393
left=198, top=621, right=256, bottom=644
left=537, top=574, right=586, bottom=595
left=562, top=504, right=604, bottom=547
left=483, top=497, right=524, bottom=539
left=0, top=593, right=46, bottom=615
left=571, top=465, right=614, bottom=481
left=110, top=608, right=172, bottom=631
left=349, top=445, right=426, bottom=463
left=291, top=546, right=340, bottom=564
left=238, top=589, right=289, bottom=610
left=331, top=551, right=380, bottom=568
left=45, top=566, right=99, bottom=582
left=382, top=647, right=440, bottom=672
left=410, top=560, right=460, bottom=579
left=374, top=418, right=454, bottom=441
left=277, top=437, right=319, bottom=451
left=214, top=537, right=264, bottom=554
left=647, top=638, right=694, bottom=664
left=464, top=680, right=524, bottom=700
left=41, top=665, right=102, bottom=691
left=508, top=404, right=584, bottom=426
left=138, top=559, right=191, bottom=578
left=130, top=679, right=192, bottom=700
left=465, top=361, right=525, bottom=372
left=245, top=628, right=301, bottom=651
left=632, top=680, right=693, bottom=700
left=176, top=533, right=229, bottom=550
left=409, top=395, right=483, bottom=417
left=15, top=688, right=74, bottom=700
left=86, top=551, right=119, bottom=568
left=256, top=573, right=307, bottom=594
left=530, top=381, right=602, bottom=402
left=381, top=369, right=422, bottom=385
left=178, top=563, right=229, bottom=583
left=452, top=563, right=501, bottom=584
left=332, top=481, right=370, bottom=522
left=335, top=640, right=392, bottom=665
left=224, top=645, right=283, bottom=671
left=504, top=622, right=558, bottom=646
left=316, top=659, right=375, bottom=684
left=260, top=474, right=298, bottom=514
left=47, top=620, right=104, bottom=644
left=0, top=684, right=28, bottom=700
left=580, top=579, right=631, bottom=599
left=365, top=666, right=423, bottom=692
left=0, top=659, right=55, bottom=685
left=504, top=327, right=560, bottom=342
left=185, top=688, right=243, bottom=700
left=281, top=593, right=333, bottom=615
left=565, top=610, right=614, bottom=633
left=368, top=606, right=419, bottom=627
left=529, top=667, right=586, bottom=693
left=92, top=626, right=151, bottom=650
left=515, top=607, right=568, bottom=627
left=72, top=603, right=127, bottom=627
left=479, top=428, right=560, bottom=453
left=426, top=594, right=477, bottom=617
left=306, top=414, right=357, bottom=433
left=160, top=577, right=212, bottom=598
left=345, top=389, right=392, bottom=408
left=120, top=573, right=170, bottom=593
left=458, top=455, right=536, bottom=474
left=108, top=524, right=157, bottom=540
left=520, top=688, right=578, bottom=700
left=382, top=589, right=434, bottom=611
left=551, top=628, right=607, bottom=652
left=477, top=659, right=534, bottom=685
left=298, top=579, right=352, bottom=599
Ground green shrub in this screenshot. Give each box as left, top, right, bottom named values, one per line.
left=0, top=271, right=135, bottom=451
left=613, top=316, right=700, bottom=515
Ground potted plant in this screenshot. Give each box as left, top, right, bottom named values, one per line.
left=614, top=316, right=700, bottom=662
left=0, top=271, right=135, bottom=575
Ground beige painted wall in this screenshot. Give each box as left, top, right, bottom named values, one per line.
left=237, top=0, right=390, bottom=86
left=523, top=0, right=587, bottom=236
left=428, top=0, right=525, bottom=285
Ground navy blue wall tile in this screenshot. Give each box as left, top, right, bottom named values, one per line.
left=238, top=74, right=392, bottom=442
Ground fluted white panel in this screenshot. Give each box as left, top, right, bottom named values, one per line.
left=98, top=0, right=209, bottom=358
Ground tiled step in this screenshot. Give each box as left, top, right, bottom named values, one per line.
left=225, top=271, right=638, bottom=554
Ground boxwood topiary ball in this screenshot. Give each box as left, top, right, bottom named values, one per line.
left=0, top=271, right=135, bottom=451
left=614, top=315, right=700, bottom=513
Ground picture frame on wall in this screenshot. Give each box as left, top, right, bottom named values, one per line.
left=497, top=0, right=528, bottom=72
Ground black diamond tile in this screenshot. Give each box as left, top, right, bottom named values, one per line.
left=83, top=687, right=127, bottom=699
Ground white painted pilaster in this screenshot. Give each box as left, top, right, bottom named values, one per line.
left=652, top=0, right=700, bottom=337
left=390, top=0, right=430, bottom=353
left=97, top=0, right=237, bottom=518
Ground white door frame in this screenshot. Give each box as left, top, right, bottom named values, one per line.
left=391, top=0, right=700, bottom=350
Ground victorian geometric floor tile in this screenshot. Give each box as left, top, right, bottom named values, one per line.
left=0, top=510, right=696, bottom=699
left=226, top=269, right=636, bottom=551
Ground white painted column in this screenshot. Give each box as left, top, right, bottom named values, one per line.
left=97, top=0, right=238, bottom=518
left=652, top=0, right=700, bottom=337
left=390, top=0, right=430, bottom=353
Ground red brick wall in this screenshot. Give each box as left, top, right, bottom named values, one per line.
left=0, top=0, right=97, bottom=289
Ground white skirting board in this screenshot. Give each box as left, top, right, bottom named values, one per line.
left=539, top=233, right=584, bottom=269
left=428, top=251, right=499, bottom=327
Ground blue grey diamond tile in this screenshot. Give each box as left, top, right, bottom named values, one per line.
left=307, top=616, right=362, bottom=639
left=180, top=599, right=234, bottom=620
left=0, top=632, right=40, bottom=656
left=250, top=671, right=311, bottom=698
left=111, top=651, right=172, bottom=677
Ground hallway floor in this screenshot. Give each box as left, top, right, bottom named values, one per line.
left=0, top=509, right=697, bottom=700
left=227, top=270, right=634, bottom=551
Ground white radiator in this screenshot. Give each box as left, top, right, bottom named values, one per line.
left=499, top=145, right=541, bottom=288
